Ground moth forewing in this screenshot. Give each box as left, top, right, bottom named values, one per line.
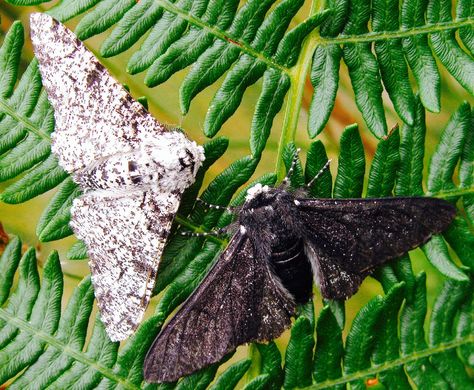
left=30, top=13, right=204, bottom=341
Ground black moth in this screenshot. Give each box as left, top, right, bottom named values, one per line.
left=143, top=155, right=455, bottom=383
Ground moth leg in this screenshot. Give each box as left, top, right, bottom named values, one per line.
left=196, top=198, right=238, bottom=213
left=306, top=159, right=332, bottom=189
left=179, top=226, right=230, bottom=237
left=281, top=148, right=301, bottom=188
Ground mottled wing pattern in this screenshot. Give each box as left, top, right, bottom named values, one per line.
left=297, top=197, right=456, bottom=299
left=71, top=188, right=180, bottom=341
left=144, top=233, right=295, bottom=383
left=30, top=13, right=166, bottom=173
left=30, top=13, right=204, bottom=341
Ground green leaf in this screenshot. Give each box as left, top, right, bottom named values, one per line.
left=204, top=0, right=304, bottom=137
left=9, top=276, right=94, bottom=389
left=0, top=154, right=68, bottom=204
left=457, top=0, right=474, bottom=55
left=401, top=0, right=441, bottom=112
left=179, top=0, right=276, bottom=113
left=283, top=302, right=315, bottom=389
left=36, top=177, right=81, bottom=242
left=0, top=237, right=22, bottom=305
left=275, top=10, right=331, bottom=68
left=0, top=251, right=63, bottom=384
left=47, top=0, right=102, bottom=22
left=175, top=362, right=220, bottom=390
left=334, top=124, right=365, bottom=198
left=343, top=43, right=387, bottom=138
left=308, top=45, right=341, bottom=137
left=443, top=215, right=474, bottom=269
left=313, top=305, right=343, bottom=387
left=427, top=102, right=471, bottom=195
left=427, top=1, right=474, bottom=95
left=67, top=240, right=88, bottom=260
left=422, top=236, right=468, bottom=281
left=0, top=21, right=23, bottom=100
left=367, top=126, right=400, bottom=197
left=459, top=109, right=474, bottom=223
left=429, top=278, right=473, bottom=388
left=342, top=1, right=386, bottom=138
left=456, top=283, right=474, bottom=369
left=0, top=247, right=40, bottom=349
left=395, top=96, right=426, bottom=196
left=372, top=283, right=411, bottom=389
left=75, top=0, right=137, bottom=40
left=250, top=69, right=290, bottom=156
left=241, top=374, right=270, bottom=390
left=127, top=0, right=191, bottom=75
left=400, top=272, right=449, bottom=388
left=373, top=0, right=415, bottom=125
left=99, top=0, right=164, bottom=57
left=143, top=0, right=240, bottom=87
left=320, top=0, right=350, bottom=37
left=209, top=359, right=251, bottom=390
left=343, top=295, right=384, bottom=389
left=255, top=342, right=283, bottom=390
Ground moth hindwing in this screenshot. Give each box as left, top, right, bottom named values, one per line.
left=144, top=182, right=455, bottom=382
left=30, top=13, right=205, bottom=341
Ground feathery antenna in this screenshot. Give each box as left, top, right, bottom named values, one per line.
left=306, top=159, right=332, bottom=189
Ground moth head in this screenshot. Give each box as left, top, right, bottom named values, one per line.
left=243, top=184, right=286, bottom=211
left=147, top=132, right=204, bottom=191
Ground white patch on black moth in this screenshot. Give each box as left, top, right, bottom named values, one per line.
left=30, top=13, right=205, bottom=341
left=144, top=179, right=456, bottom=383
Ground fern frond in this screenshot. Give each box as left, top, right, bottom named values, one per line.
left=5, top=0, right=471, bottom=153
left=0, top=236, right=177, bottom=388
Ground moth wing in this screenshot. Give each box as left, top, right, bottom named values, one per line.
left=143, top=233, right=295, bottom=383
left=30, top=13, right=167, bottom=173
left=297, top=197, right=456, bottom=300
left=71, top=188, right=181, bottom=341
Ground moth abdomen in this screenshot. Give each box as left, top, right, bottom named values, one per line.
left=270, top=238, right=313, bottom=304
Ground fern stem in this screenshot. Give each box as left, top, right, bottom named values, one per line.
left=0, top=98, right=50, bottom=141
left=321, top=18, right=474, bottom=45
left=275, top=0, right=323, bottom=181
left=304, top=334, right=474, bottom=389
left=153, top=0, right=289, bottom=73
left=0, top=308, right=140, bottom=390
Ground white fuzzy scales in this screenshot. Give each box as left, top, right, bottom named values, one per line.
left=30, top=13, right=205, bottom=341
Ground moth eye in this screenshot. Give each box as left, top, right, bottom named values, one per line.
left=128, top=161, right=138, bottom=172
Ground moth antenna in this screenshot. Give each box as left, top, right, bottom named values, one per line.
left=179, top=227, right=228, bottom=237
left=281, top=148, right=301, bottom=187
left=306, top=159, right=332, bottom=189
left=196, top=198, right=235, bottom=213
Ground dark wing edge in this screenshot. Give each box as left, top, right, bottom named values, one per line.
left=144, top=233, right=295, bottom=383
left=297, top=197, right=456, bottom=300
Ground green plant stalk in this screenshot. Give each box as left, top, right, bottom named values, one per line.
left=304, top=334, right=474, bottom=389
left=1, top=302, right=471, bottom=390
left=154, top=0, right=288, bottom=73
left=0, top=308, right=140, bottom=390
left=0, top=97, right=50, bottom=141
left=275, top=0, right=325, bottom=181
